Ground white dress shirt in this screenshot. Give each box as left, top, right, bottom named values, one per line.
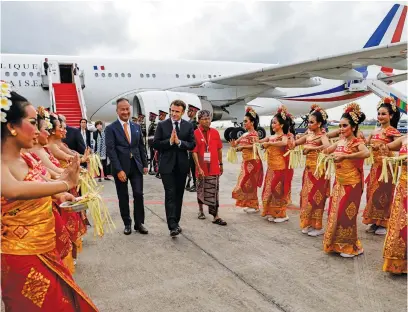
left=81, top=129, right=87, bottom=145
left=118, top=118, right=132, bottom=142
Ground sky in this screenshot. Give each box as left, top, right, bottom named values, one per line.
left=1, top=1, right=407, bottom=124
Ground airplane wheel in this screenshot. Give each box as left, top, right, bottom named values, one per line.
left=224, top=127, right=234, bottom=141
left=257, top=127, right=266, bottom=140
left=230, top=127, right=246, bottom=140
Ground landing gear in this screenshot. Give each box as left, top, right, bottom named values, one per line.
left=256, top=127, right=266, bottom=140
left=223, top=126, right=267, bottom=140
left=224, top=127, right=234, bottom=141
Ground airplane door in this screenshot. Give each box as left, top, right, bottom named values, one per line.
left=48, top=60, right=61, bottom=83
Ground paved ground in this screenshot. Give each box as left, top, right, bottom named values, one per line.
left=2, top=142, right=406, bottom=312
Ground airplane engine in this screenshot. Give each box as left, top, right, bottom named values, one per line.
left=133, top=90, right=225, bottom=122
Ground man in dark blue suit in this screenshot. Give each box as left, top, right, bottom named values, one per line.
left=153, top=100, right=196, bottom=237
left=105, top=98, right=149, bottom=235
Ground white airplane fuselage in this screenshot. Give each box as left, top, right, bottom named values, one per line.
left=1, top=54, right=374, bottom=123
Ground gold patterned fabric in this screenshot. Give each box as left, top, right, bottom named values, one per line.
left=383, top=145, right=407, bottom=274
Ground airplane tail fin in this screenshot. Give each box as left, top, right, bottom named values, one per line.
left=357, top=4, right=407, bottom=77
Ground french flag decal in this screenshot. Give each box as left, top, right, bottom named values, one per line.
left=93, top=65, right=105, bottom=70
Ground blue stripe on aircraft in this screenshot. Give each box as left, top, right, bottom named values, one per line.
left=282, top=84, right=346, bottom=99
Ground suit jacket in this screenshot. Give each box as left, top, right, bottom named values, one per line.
left=105, top=119, right=148, bottom=175
left=153, top=118, right=195, bottom=174
left=63, top=126, right=86, bottom=155
left=79, top=128, right=92, bottom=148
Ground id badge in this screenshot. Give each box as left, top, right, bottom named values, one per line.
left=204, top=152, right=211, bottom=163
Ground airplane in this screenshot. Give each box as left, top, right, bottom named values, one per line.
left=1, top=3, right=407, bottom=141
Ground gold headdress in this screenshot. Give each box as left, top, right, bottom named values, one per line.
left=310, top=104, right=328, bottom=121
left=246, top=106, right=257, bottom=119
left=276, top=105, right=291, bottom=120
left=377, top=96, right=397, bottom=112
left=1, top=81, right=12, bottom=123
left=344, top=102, right=362, bottom=124
left=37, top=106, right=53, bottom=130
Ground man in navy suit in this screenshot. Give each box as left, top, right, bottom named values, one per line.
left=153, top=100, right=196, bottom=237
left=105, top=98, right=149, bottom=235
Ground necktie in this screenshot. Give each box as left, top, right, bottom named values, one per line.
left=175, top=121, right=180, bottom=135
left=123, top=122, right=131, bottom=143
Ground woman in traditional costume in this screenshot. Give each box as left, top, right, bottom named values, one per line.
left=231, top=107, right=263, bottom=212
left=1, top=86, right=99, bottom=311
left=322, top=103, right=370, bottom=258
left=292, top=104, right=330, bottom=235
left=46, top=114, right=74, bottom=166
left=381, top=135, right=407, bottom=274
left=362, top=97, right=401, bottom=235
left=260, top=105, right=295, bottom=223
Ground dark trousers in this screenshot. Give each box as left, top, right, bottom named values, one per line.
left=188, top=152, right=196, bottom=185
left=114, top=160, right=145, bottom=226
left=99, top=159, right=111, bottom=177
left=161, top=168, right=188, bottom=230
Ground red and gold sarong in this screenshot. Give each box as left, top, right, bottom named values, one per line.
left=261, top=135, right=293, bottom=218
left=383, top=144, right=407, bottom=274
left=232, top=131, right=263, bottom=209
left=363, top=127, right=400, bottom=227
left=323, top=139, right=365, bottom=255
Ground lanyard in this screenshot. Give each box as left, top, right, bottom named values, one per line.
left=198, top=128, right=211, bottom=152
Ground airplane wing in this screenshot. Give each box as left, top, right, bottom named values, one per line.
left=379, top=72, right=407, bottom=84
left=171, top=42, right=407, bottom=89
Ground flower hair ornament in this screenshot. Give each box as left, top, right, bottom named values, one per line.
left=377, top=96, right=397, bottom=112
left=276, top=105, right=291, bottom=120
left=1, top=81, right=12, bottom=123
left=310, top=104, right=328, bottom=121
left=37, top=106, right=53, bottom=130
left=246, top=106, right=257, bottom=118
left=344, top=102, right=362, bottom=124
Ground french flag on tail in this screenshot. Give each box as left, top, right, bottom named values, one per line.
left=357, top=3, right=407, bottom=77
left=93, top=65, right=105, bottom=70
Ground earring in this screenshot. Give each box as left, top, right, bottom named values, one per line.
left=10, top=130, right=17, bottom=136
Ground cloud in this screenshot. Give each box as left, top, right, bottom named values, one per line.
left=1, top=1, right=406, bottom=119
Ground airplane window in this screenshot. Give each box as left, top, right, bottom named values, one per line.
left=121, top=73, right=125, bottom=77
left=128, top=73, right=131, bottom=77
left=21, top=72, right=26, bottom=77
left=208, top=75, right=211, bottom=78
left=140, top=73, right=144, bottom=78
left=176, top=74, right=179, bottom=78
left=115, top=73, right=118, bottom=77
left=192, top=74, right=196, bottom=78
left=102, top=73, right=106, bottom=77
left=5, top=72, right=9, bottom=76
left=152, top=74, right=156, bottom=78
left=95, top=73, right=99, bottom=77
left=108, top=73, right=112, bottom=77
left=146, top=74, right=150, bottom=78
left=29, top=72, right=34, bottom=77
left=187, top=74, right=190, bottom=78
left=13, top=72, right=18, bottom=77
left=37, top=72, right=41, bottom=77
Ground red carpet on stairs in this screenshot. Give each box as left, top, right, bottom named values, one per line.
left=53, top=83, right=82, bottom=127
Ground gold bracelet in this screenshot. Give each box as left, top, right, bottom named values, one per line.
left=61, top=181, right=70, bottom=192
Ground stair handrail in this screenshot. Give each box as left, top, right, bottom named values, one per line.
left=48, top=73, right=57, bottom=113
left=74, top=74, right=87, bottom=119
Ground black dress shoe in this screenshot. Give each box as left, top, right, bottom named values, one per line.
left=134, top=224, right=148, bottom=234
left=189, top=185, right=196, bottom=192
left=170, top=229, right=179, bottom=237
left=124, top=225, right=132, bottom=235
left=177, top=226, right=182, bottom=233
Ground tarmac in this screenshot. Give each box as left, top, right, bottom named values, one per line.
left=2, top=135, right=407, bottom=312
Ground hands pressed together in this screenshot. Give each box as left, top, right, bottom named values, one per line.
left=170, top=129, right=180, bottom=146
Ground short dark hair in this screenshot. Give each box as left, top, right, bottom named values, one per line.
left=95, top=120, right=103, bottom=127
left=170, top=100, right=186, bottom=111
left=80, top=118, right=87, bottom=124
left=116, top=97, right=129, bottom=105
